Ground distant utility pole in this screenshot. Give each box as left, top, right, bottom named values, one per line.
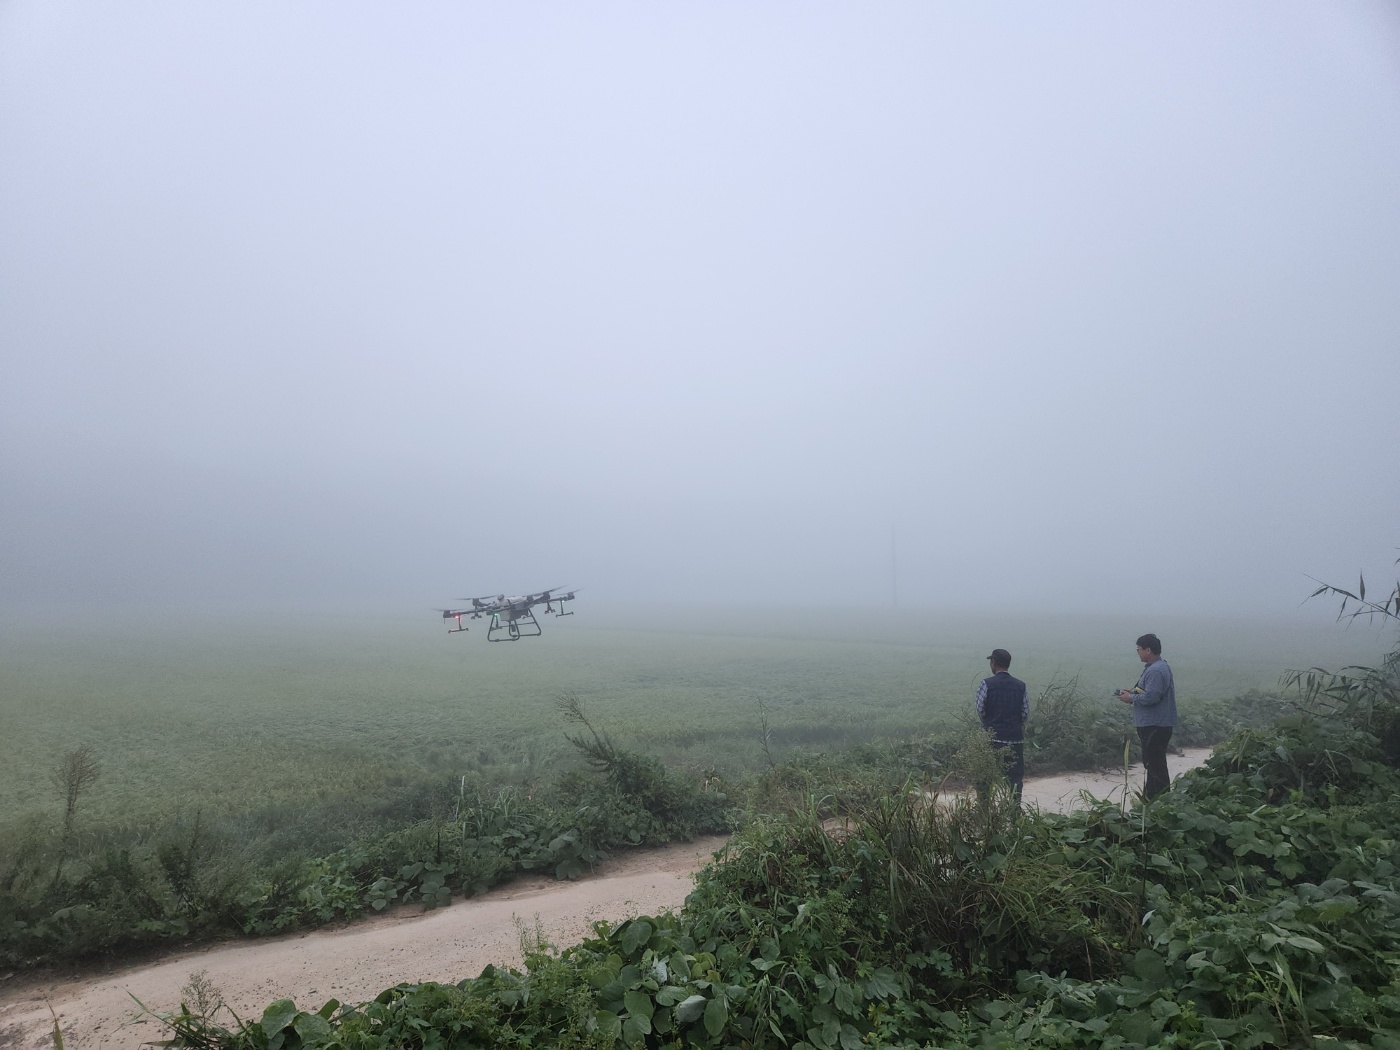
left=890, top=525, right=898, bottom=609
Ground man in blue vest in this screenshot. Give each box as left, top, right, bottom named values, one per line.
left=1117, top=632, right=1177, bottom=799
left=976, top=648, right=1029, bottom=801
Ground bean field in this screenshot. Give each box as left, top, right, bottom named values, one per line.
left=0, top=602, right=1375, bottom=836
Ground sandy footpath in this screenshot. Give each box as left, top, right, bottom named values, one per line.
left=0, top=749, right=1211, bottom=1049
left=1022, top=746, right=1211, bottom=814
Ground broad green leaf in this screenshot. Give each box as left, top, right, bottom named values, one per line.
left=622, top=1013, right=652, bottom=1041
left=703, top=996, right=729, bottom=1038
left=1131, top=949, right=1169, bottom=990
left=260, top=1000, right=299, bottom=1036
left=863, top=967, right=902, bottom=1000
left=624, top=989, right=655, bottom=1020
left=674, top=994, right=707, bottom=1023
left=653, top=1006, right=673, bottom=1034
left=1116, top=1008, right=1160, bottom=1046
left=811, top=1003, right=838, bottom=1025
left=668, top=951, right=693, bottom=979
left=655, top=985, right=690, bottom=1007
left=1317, top=899, right=1357, bottom=923
left=593, top=1010, right=622, bottom=1040
left=818, top=1019, right=843, bottom=1049
left=556, top=856, right=584, bottom=880
left=293, top=1012, right=334, bottom=1041
left=1150, top=998, right=1181, bottom=1021
left=619, top=920, right=654, bottom=956
left=1201, top=1015, right=1245, bottom=1038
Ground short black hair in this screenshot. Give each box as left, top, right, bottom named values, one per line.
left=1136, top=633, right=1162, bottom=655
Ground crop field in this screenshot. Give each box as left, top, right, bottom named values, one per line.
left=0, top=601, right=1379, bottom=838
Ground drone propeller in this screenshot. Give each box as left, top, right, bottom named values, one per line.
left=542, top=587, right=581, bottom=613
left=454, top=595, right=508, bottom=611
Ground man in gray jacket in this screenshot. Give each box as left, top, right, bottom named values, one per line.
left=1117, top=632, right=1177, bottom=799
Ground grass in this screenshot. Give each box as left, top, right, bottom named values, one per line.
left=0, top=601, right=1379, bottom=837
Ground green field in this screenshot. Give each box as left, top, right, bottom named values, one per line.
left=0, top=602, right=1381, bottom=836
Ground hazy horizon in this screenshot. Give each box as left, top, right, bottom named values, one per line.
left=4, top=4, right=1398, bottom=618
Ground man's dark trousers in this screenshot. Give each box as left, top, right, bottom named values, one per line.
left=996, top=741, right=1025, bottom=802
left=1138, top=725, right=1173, bottom=799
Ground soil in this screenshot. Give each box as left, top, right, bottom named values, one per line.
left=0, top=748, right=1211, bottom=1049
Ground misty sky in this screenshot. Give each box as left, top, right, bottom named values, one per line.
left=3, top=4, right=1398, bottom=615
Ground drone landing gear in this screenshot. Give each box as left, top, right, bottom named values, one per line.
left=486, top=610, right=543, bottom=641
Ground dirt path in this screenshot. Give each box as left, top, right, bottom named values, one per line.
left=1022, top=746, right=1211, bottom=814
left=0, top=749, right=1211, bottom=1049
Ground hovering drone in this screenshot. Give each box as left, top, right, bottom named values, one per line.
left=439, top=588, right=578, bottom=641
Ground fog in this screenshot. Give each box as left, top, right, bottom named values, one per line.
left=3, top=4, right=1398, bottom=618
